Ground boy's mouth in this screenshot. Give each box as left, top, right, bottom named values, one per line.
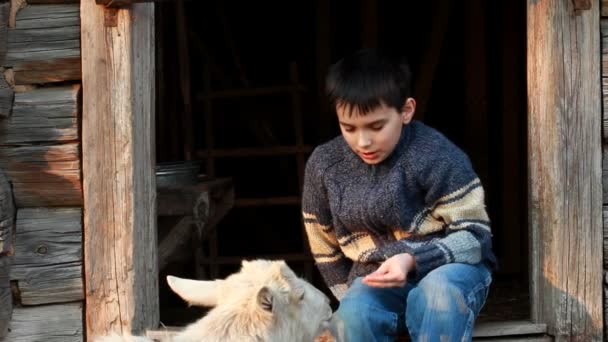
left=360, top=151, right=378, bottom=160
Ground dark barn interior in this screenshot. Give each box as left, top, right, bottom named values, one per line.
left=154, top=0, right=528, bottom=326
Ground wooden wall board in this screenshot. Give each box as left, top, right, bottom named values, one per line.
left=0, top=143, right=82, bottom=207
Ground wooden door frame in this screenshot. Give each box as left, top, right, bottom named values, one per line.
left=81, top=2, right=158, bottom=340
left=527, top=0, right=603, bottom=340
left=78, top=0, right=605, bottom=340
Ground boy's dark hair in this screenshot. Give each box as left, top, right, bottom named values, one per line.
left=326, top=48, right=412, bottom=116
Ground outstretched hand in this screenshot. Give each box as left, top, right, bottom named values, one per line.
left=362, top=253, right=415, bottom=288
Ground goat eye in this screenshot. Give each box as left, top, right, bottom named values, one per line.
left=299, top=292, right=305, bottom=301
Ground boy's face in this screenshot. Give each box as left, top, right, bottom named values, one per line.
left=336, top=99, right=415, bottom=165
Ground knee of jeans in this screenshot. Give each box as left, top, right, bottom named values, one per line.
left=408, top=276, right=468, bottom=316
left=336, top=299, right=368, bottom=326
left=336, top=299, right=399, bottom=338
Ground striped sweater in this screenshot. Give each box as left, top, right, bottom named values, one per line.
left=302, top=121, right=496, bottom=300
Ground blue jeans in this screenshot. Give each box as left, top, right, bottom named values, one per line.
left=335, top=263, right=492, bottom=342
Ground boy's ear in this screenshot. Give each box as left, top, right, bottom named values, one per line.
left=167, top=275, right=222, bottom=307
left=401, top=98, right=416, bottom=124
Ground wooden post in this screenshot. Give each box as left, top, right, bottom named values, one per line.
left=81, top=2, right=158, bottom=339
left=0, top=168, right=13, bottom=339
left=528, top=0, right=602, bottom=340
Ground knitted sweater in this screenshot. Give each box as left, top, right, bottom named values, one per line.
left=302, top=121, right=496, bottom=300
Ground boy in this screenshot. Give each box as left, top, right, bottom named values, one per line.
left=302, top=48, right=495, bottom=341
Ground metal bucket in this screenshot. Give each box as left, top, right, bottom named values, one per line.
left=155, top=160, right=202, bottom=189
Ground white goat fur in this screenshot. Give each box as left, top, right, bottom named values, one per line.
left=95, top=259, right=332, bottom=342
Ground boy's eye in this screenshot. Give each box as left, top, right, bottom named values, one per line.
left=342, top=126, right=355, bottom=132
left=371, top=125, right=384, bottom=131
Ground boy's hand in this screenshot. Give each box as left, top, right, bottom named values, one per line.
left=362, top=253, right=415, bottom=288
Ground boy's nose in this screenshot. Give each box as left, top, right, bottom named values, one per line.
left=357, top=133, right=372, bottom=148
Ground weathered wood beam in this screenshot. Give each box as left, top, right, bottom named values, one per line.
left=0, top=257, right=11, bottom=339
left=5, top=4, right=80, bottom=84
left=604, top=206, right=608, bottom=269
left=0, top=143, right=82, bottom=207
left=28, top=0, right=80, bottom=3
left=81, top=1, right=158, bottom=338
left=0, top=169, right=14, bottom=255
left=528, top=0, right=602, bottom=339
left=0, top=3, right=9, bottom=66
left=0, top=69, right=14, bottom=118
left=10, top=208, right=83, bottom=305
left=0, top=85, right=80, bottom=145
left=4, top=302, right=83, bottom=342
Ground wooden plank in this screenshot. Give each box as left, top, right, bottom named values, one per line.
left=605, top=273, right=608, bottom=336
left=0, top=143, right=82, bottom=207
left=360, top=0, right=377, bottom=47
left=473, top=338, right=551, bottom=342
left=157, top=178, right=230, bottom=217
left=0, top=3, right=9, bottom=66
left=603, top=0, right=608, bottom=17
left=0, top=85, right=80, bottom=145
left=602, top=19, right=608, bottom=138
left=604, top=206, right=608, bottom=268
left=413, top=1, right=451, bottom=121
left=0, top=257, right=11, bottom=339
left=5, top=4, right=80, bottom=84
left=472, top=321, right=547, bottom=338
left=81, top=1, right=158, bottom=337
left=28, top=0, right=79, bottom=3
left=528, top=0, right=603, bottom=339
left=0, top=169, right=14, bottom=255
left=0, top=68, right=14, bottom=118
left=5, top=302, right=83, bottom=342
left=604, top=78, right=608, bottom=138
left=158, top=216, right=194, bottom=271
left=10, top=208, right=83, bottom=305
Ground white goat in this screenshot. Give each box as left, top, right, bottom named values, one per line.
left=96, top=259, right=333, bottom=342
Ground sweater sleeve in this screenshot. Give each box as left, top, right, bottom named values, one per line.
left=302, top=149, right=352, bottom=300
left=379, top=146, right=495, bottom=278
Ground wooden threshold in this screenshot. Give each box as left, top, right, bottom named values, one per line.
left=147, top=321, right=547, bottom=341
left=472, top=320, right=547, bottom=338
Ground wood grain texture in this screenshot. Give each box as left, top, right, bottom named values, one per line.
left=604, top=206, right=608, bottom=268
left=0, top=169, right=14, bottom=255
left=81, top=2, right=158, bottom=337
left=528, top=0, right=603, bottom=340
left=5, top=4, right=80, bottom=84
left=28, top=0, right=79, bottom=3
left=4, top=302, right=83, bottom=341
left=0, top=257, right=11, bottom=338
left=0, top=84, right=80, bottom=145
left=0, top=69, right=14, bottom=118
left=10, top=208, right=83, bottom=305
left=0, top=3, right=9, bottom=66
left=0, top=143, right=82, bottom=207
left=602, top=20, right=608, bottom=138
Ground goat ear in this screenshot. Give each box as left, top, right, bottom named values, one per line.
left=257, top=286, right=273, bottom=312
left=166, top=275, right=221, bottom=307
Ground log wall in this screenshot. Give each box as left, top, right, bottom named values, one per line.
left=0, top=0, right=83, bottom=340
